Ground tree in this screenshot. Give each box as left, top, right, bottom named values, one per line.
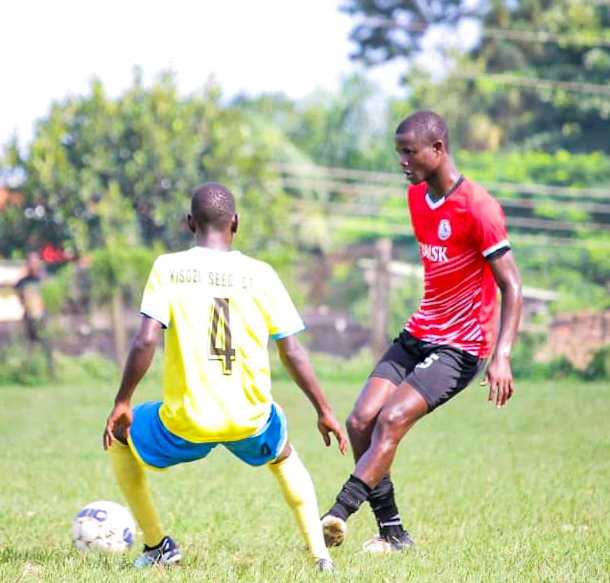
left=0, top=70, right=298, bottom=261
left=341, top=0, right=610, bottom=152
left=235, top=74, right=391, bottom=170
left=472, top=0, right=610, bottom=151
left=340, top=0, right=475, bottom=66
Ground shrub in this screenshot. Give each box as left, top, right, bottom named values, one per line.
left=582, top=346, right=610, bottom=381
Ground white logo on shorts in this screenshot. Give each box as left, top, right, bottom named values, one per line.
left=438, top=219, right=451, bottom=241
left=415, top=353, right=440, bottom=369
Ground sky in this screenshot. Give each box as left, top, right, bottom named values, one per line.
left=0, top=0, right=404, bottom=148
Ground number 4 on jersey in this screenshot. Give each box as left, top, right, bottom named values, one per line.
left=209, top=298, right=236, bottom=374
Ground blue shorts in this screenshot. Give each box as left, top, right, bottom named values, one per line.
left=128, top=401, right=288, bottom=470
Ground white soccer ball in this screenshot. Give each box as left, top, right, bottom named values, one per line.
left=71, top=500, right=136, bottom=554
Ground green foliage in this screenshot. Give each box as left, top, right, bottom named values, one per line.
left=0, top=343, right=119, bottom=386
left=583, top=346, right=610, bottom=381
left=0, top=70, right=299, bottom=266
left=288, top=75, right=391, bottom=171
left=472, top=0, right=610, bottom=152
left=510, top=342, right=610, bottom=382
left=237, top=74, right=392, bottom=172
left=36, top=245, right=160, bottom=315
left=40, top=265, right=74, bottom=315
left=545, top=354, right=581, bottom=379
left=507, top=332, right=547, bottom=379
left=340, top=0, right=469, bottom=66
left=324, top=257, right=370, bottom=314
left=346, top=0, right=610, bottom=152
left=60, top=352, right=120, bottom=382
left=88, top=245, right=157, bottom=306
left=0, top=343, right=52, bottom=386
left=456, top=149, right=610, bottom=188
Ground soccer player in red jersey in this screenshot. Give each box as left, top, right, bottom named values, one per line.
left=321, top=111, right=523, bottom=553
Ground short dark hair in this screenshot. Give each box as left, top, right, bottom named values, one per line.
left=395, top=111, right=449, bottom=151
left=190, top=182, right=236, bottom=231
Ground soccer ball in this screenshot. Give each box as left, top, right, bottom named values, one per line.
left=71, top=500, right=136, bottom=554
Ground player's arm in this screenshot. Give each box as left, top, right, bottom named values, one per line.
left=103, top=315, right=162, bottom=449
left=276, top=335, right=348, bottom=454
left=482, top=250, right=523, bottom=409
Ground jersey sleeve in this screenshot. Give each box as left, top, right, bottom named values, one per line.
left=471, top=191, right=510, bottom=258
left=259, top=264, right=305, bottom=340
left=140, top=257, right=170, bottom=328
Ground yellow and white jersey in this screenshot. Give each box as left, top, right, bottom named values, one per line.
left=140, top=247, right=304, bottom=443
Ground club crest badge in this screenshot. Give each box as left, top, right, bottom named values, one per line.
left=438, top=219, right=451, bottom=241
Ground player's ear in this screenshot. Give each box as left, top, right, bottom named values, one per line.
left=432, top=139, right=445, bottom=156
left=231, top=213, right=239, bottom=234
left=187, top=214, right=196, bottom=234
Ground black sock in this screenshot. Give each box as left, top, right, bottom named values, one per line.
left=368, top=476, right=405, bottom=539
left=327, top=474, right=372, bottom=522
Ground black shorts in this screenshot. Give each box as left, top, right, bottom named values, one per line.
left=370, top=330, right=486, bottom=411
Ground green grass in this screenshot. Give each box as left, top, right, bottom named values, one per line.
left=1, top=353, right=609, bottom=582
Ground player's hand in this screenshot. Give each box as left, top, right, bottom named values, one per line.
left=317, top=412, right=348, bottom=455
left=103, top=401, right=133, bottom=450
left=481, top=355, right=514, bottom=409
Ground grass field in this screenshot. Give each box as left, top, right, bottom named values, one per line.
left=1, top=353, right=609, bottom=582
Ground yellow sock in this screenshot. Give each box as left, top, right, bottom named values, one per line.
left=109, top=441, right=164, bottom=547
left=268, top=450, right=330, bottom=561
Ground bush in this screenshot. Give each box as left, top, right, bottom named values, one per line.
left=582, top=346, right=610, bottom=381
left=0, top=348, right=121, bottom=387
left=0, top=343, right=54, bottom=386
left=511, top=332, right=547, bottom=379
left=545, top=355, right=579, bottom=379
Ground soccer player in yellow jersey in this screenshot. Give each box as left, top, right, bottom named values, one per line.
left=103, top=182, right=348, bottom=573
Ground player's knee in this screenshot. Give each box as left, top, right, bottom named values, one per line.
left=346, top=409, right=370, bottom=435
left=377, top=407, right=410, bottom=441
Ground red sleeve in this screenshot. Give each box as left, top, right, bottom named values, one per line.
left=470, top=188, right=510, bottom=258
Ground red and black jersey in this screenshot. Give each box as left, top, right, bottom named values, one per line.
left=404, top=177, right=509, bottom=358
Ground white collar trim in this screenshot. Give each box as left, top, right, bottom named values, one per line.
left=425, top=192, right=447, bottom=210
